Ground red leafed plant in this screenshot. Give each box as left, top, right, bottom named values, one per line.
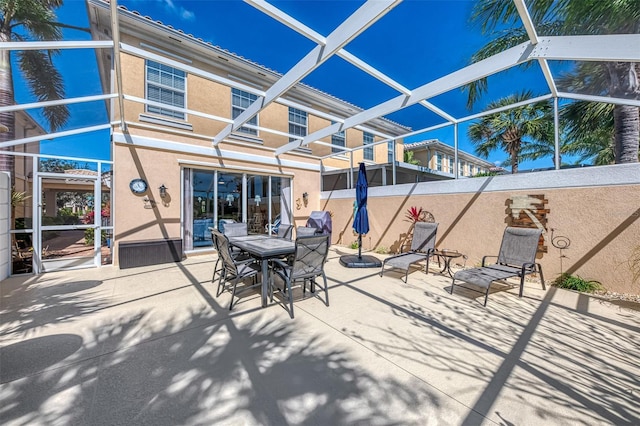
left=405, top=206, right=423, bottom=223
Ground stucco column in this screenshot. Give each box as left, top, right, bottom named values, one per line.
left=44, top=190, right=57, bottom=218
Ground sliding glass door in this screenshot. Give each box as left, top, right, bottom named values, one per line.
left=183, top=168, right=291, bottom=250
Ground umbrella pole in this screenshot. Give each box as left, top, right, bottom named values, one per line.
left=358, top=233, right=362, bottom=259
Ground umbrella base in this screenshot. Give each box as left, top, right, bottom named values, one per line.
left=339, top=254, right=382, bottom=268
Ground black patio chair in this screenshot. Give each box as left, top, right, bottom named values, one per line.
left=277, top=224, right=293, bottom=240
left=210, top=227, right=249, bottom=286
left=296, top=226, right=317, bottom=237
left=450, top=226, right=545, bottom=306
left=270, top=234, right=330, bottom=319
left=380, top=222, right=438, bottom=282
left=211, top=230, right=260, bottom=309
left=223, top=222, right=248, bottom=237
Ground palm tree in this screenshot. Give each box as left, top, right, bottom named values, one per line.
left=557, top=62, right=639, bottom=164
left=561, top=100, right=616, bottom=165
left=467, top=0, right=639, bottom=164
left=0, top=0, right=84, bottom=179
left=403, top=150, right=420, bottom=165
left=467, top=91, right=554, bottom=174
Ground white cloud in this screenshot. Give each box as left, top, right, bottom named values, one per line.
left=180, top=9, right=195, bottom=22
left=158, top=0, right=195, bottom=22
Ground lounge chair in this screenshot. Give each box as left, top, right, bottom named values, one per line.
left=380, top=222, right=438, bottom=282
left=450, top=226, right=545, bottom=306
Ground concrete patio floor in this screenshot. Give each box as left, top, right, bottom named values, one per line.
left=1, top=248, right=639, bottom=425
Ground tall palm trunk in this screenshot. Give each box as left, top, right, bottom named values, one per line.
left=613, top=105, right=639, bottom=163
left=608, top=62, right=639, bottom=163
left=0, top=31, right=15, bottom=184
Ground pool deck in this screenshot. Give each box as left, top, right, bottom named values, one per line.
left=1, top=248, right=639, bottom=425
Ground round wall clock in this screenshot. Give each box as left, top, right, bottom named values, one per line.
left=129, top=178, right=148, bottom=194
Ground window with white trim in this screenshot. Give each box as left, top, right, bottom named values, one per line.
left=436, top=152, right=442, bottom=171
left=232, top=88, right=259, bottom=135
left=363, top=132, right=374, bottom=161
left=448, top=157, right=454, bottom=174
left=146, top=60, right=186, bottom=120
left=331, top=124, right=346, bottom=154
left=387, top=141, right=394, bottom=163
left=288, top=107, right=307, bottom=142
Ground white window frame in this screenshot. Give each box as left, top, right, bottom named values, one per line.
left=363, top=132, right=374, bottom=161
left=145, top=60, right=186, bottom=120
left=436, top=152, right=442, bottom=171
left=331, top=126, right=346, bottom=154
left=288, top=107, right=307, bottom=142
left=232, top=88, right=259, bottom=136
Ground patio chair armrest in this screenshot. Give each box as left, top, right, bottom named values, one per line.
left=482, top=255, right=498, bottom=267
left=270, top=258, right=290, bottom=270
left=236, top=257, right=258, bottom=267
left=520, top=262, right=537, bottom=275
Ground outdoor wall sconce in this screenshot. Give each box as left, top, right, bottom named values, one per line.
left=302, top=192, right=309, bottom=207
left=255, top=195, right=261, bottom=206
left=159, top=184, right=167, bottom=199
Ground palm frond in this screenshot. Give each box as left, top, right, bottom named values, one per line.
left=7, top=0, right=61, bottom=40
left=18, top=49, right=68, bottom=131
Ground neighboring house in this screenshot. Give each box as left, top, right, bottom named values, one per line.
left=11, top=111, right=46, bottom=221
left=86, top=0, right=408, bottom=263
left=404, top=139, right=494, bottom=177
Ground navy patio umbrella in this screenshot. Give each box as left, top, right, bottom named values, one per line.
left=353, top=162, right=369, bottom=256
left=340, top=163, right=381, bottom=268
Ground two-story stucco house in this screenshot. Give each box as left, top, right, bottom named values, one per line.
left=86, top=0, right=411, bottom=265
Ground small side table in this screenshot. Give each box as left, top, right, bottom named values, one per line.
left=433, top=249, right=467, bottom=277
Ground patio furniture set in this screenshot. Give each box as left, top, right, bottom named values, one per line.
left=380, top=223, right=545, bottom=306
left=211, top=221, right=545, bottom=316
left=210, top=223, right=329, bottom=318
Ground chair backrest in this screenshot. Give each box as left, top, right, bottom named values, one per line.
left=296, top=226, right=317, bottom=237
left=223, top=222, right=248, bottom=237
left=291, top=234, right=330, bottom=280
left=497, top=226, right=542, bottom=266
left=277, top=224, right=293, bottom=240
left=410, top=222, right=438, bottom=252
left=209, top=227, right=219, bottom=251
left=212, top=229, right=238, bottom=275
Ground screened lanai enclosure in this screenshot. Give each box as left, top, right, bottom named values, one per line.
left=1, top=0, right=638, bottom=276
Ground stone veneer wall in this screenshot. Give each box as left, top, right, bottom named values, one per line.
left=321, top=163, right=640, bottom=295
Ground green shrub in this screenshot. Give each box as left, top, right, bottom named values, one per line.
left=85, top=229, right=108, bottom=246
left=553, top=273, right=603, bottom=293
left=375, top=246, right=388, bottom=254
left=349, top=241, right=360, bottom=249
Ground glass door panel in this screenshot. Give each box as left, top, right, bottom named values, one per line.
left=192, top=170, right=215, bottom=247
left=11, top=183, right=34, bottom=275
left=247, top=175, right=268, bottom=234
left=217, top=172, right=243, bottom=232
left=39, top=176, right=97, bottom=271
left=269, top=176, right=291, bottom=234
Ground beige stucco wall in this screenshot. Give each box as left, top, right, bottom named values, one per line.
left=112, top=129, right=323, bottom=264
left=322, top=165, right=640, bottom=295
left=117, top=49, right=402, bottom=161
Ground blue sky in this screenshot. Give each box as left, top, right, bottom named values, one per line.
left=15, top=0, right=564, bottom=169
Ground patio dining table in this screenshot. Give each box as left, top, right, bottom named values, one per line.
left=228, top=235, right=295, bottom=308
